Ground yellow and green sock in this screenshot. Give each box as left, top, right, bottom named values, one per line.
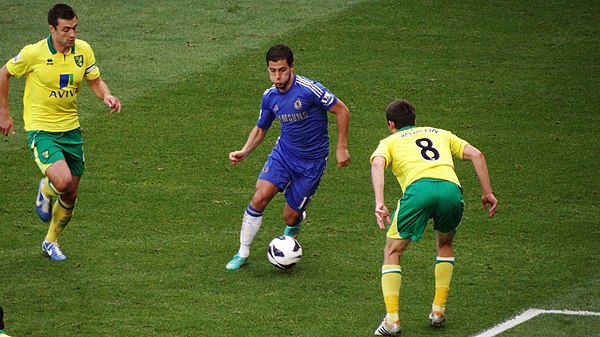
left=45, top=197, right=74, bottom=243
left=381, top=264, right=402, bottom=323
left=432, top=257, right=455, bottom=313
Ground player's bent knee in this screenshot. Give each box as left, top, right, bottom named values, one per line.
left=50, top=177, right=72, bottom=194
left=250, top=197, right=269, bottom=211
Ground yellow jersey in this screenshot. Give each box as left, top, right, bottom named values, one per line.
left=370, top=126, right=468, bottom=192
left=5, top=35, right=101, bottom=132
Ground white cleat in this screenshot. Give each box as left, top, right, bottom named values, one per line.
left=374, top=318, right=401, bottom=336
left=42, top=240, right=67, bottom=261
left=429, top=311, right=446, bottom=326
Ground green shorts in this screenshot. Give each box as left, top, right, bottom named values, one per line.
left=387, top=178, right=464, bottom=241
left=27, top=128, right=85, bottom=176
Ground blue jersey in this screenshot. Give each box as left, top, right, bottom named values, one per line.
left=257, top=74, right=338, bottom=159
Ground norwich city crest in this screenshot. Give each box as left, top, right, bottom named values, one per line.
left=74, top=55, right=83, bottom=67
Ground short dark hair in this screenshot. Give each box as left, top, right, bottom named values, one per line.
left=48, top=3, right=77, bottom=28
left=266, top=44, right=293, bottom=66
left=386, top=99, right=416, bottom=128
left=0, top=305, right=4, bottom=330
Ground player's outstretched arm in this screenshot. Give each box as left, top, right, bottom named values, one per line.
left=371, top=156, right=391, bottom=229
left=462, top=144, right=498, bottom=217
left=229, top=126, right=268, bottom=165
left=87, top=76, right=121, bottom=113
left=0, top=65, right=15, bottom=136
left=328, top=99, right=350, bottom=168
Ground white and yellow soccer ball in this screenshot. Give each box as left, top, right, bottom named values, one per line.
left=267, top=235, right=303, bottom=270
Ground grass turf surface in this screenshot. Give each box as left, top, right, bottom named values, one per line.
left=1, top=0, right=599, bottom=336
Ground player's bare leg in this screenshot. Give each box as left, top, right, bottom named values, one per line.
left=226, top=180, right=279, bottom=270
left=283, top=204, right=305, bottom=238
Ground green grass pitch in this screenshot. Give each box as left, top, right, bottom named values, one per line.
left=1, top=1, right=599, bottom=336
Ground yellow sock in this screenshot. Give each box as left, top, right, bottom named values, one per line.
left=41, top=177, right=62, bottom=197
left=432, top=257, right=455, bottom=313
left=45, top=197, right=74, bottom=242
left=381, top=264, right=402, bottom=323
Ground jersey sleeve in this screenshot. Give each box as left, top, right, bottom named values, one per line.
left=82, top=42, right=100, bottom=81
left=447, top=131, right=469, bottom=159
left=314, top=81, right=337, bottom=111
left=370, top=139, right=392, bottom=168
left=5, top=45, right=34, bottom=78
left=256, top=94, right=276, bottom=129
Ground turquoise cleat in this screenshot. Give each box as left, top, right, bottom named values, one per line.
left=283, top=224, right=301, bottom=239
left=283, top=211, right=306, bottom=238
left=226, top=254, right=248, bottom=270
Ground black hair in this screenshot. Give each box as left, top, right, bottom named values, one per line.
left=386, top=99, right=416, bottom=128
left=266, top=44, right=294, bottom=66
left=0, top=305, right=4, bottom=330
left=48, top=3, right=77, bottom=28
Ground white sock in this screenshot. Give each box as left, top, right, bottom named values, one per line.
left=238, top=206, right=263, bottom=257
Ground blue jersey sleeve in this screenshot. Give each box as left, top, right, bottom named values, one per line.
left=315, top=83, right=337, bottom=111
left=256, top=91, right=277, bottom=129
left=299, top=78, right=337, bottom=111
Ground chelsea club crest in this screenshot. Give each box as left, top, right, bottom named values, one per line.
left=293, top=99, right=302, bottom=110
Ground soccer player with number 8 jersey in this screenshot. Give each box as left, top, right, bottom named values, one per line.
left=370, top=99, right=497, bottom=335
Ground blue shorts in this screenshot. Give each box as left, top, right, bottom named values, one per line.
left=258, top=146, right=327, bottom=213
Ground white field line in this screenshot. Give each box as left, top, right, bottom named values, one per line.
left=472, top=308, right=600, bottom=337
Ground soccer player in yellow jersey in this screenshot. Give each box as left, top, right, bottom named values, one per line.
left=370, top=99, right=497, bottom=335
left=0, top=4, right=121, bottom=261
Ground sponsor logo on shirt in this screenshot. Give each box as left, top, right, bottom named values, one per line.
left=278, top=111, right=309, bottom=123
left=49, top=74, right=78, bottom=98
left=59, top=74, right=74, bottom=89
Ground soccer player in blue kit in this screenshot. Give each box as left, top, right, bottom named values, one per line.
left=226, top=44, right=350, bottom=270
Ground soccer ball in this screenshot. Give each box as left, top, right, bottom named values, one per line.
left=267, top=235, right=302, bottom=270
